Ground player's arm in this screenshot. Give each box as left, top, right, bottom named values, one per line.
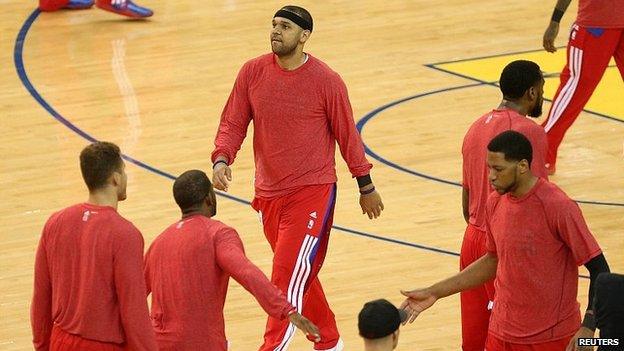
left=31, top=229, right=53, bottom=351
left=566, top=254, right=610, bottom=351
left=324, top=75, right=383, bottom=219
left=211, top=64, right=253, bottom=191
left=543, top=0, right=573, bottom=52
left=214, top=228, right=320, bottom=342
left=400, top=252, right=498, bottom=323
left=401, top=252, right=498, bottom=323
left=113, top=229, right=158, bottom=351
left=583, top=254, right=610, bottom=329
left=462, top=187, right=470, bottom=224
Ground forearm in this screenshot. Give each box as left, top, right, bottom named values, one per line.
left=550, top=0, right=572, bottom=23
left=429, top=253, right=497, bottom=299
left=583, top=253, right=610, bottom=330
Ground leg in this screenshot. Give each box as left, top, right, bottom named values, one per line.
left=459, top=224, right=493, bottom=351
left=613, top=29, right=624, bottom=81
left=39, top=0, right=70, bottom=11
left=256, top=184, right=340, bottom=351
left=542, top=25, right=619, bottom=172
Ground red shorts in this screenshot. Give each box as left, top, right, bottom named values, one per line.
left=50, top=325, right=125, bottom=351
left=485, top=332, right=572, bottom=351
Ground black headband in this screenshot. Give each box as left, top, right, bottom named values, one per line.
left=273, top=9, right=313, bottom=32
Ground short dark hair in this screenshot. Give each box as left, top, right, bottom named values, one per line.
left=487, top=130, right=533, bottom=166
left=499, top=60, right=542, bottom=99
left=173, top=170, right=213, bottom=211
left=280, top=5, right=313, bottom=31
left=358, top=299, right=406, bottom=339
left=79, top=141, right=123, bottom=191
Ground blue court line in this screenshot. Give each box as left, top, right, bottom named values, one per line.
left=13, top=9, right=464, bottom=261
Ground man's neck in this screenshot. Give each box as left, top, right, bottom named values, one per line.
left=276, top=51, right=307, bottom=71
left=87, top=190, right=119, bottom=210
left=364, top=338, right=393, bottom=351
left=498, top=99, right=528, bottom=116
left=510, top=175, right=538, bottom=198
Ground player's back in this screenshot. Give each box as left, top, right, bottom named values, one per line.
left=462, top=109, right=547, bottom=231
left=41, top=202, right=139, bottom=341
left=144, top=214, right=233, bottom=350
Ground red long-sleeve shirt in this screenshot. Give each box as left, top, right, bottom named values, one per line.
left=462, top=109, right=548, bottom=231
left=144, top=214, right=295, bottom=351
left=31, top=203, right=157, bottom=351
left=212, top=53, right=372, bottom=198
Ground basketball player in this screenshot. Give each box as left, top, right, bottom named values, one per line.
left=143, top=170, right=320, bottom=350
left=402, top=131, right=610, bottom=350
left=31, top=142, right=157, bottom=351
left=358, top=299, right=405, bottom=351
left=459, top=60, right=548, bottom=351
left=211, top=6, right=384, bottom=350
left=541, top=0, right=624, bottom=174
left=38, top=0, right=153, bottom=18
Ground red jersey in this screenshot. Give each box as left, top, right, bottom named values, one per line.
left=577, top=0, right=624, bottom=28
left=485, top=178, right=602, bottom=343
left=31, top=203, right=157, bottom=351
left=144, top=215, right=295, bottom=351
left=212, top=53, right=372, bottom=198
left=462, top=109, right=548, bottom=231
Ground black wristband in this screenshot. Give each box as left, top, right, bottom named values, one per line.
left=213, top=160, right=228, bottom=169
left=551, top=8, right=564, bottom=23
left=356, top=174, right=372, bottom=188
left=360, top=186, right=375, bottom=195
left=582, top=311, right=596, bottom=331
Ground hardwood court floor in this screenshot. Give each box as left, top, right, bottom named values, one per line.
left=1, top=0, right=622, bottom=350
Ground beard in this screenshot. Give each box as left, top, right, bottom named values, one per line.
left=528, top=97, right=543, bottom=117
left=271, top=39, right=298, bottom=57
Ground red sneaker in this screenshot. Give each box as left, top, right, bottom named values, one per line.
left=64, top=0, right=94, bottom=9
left=96, top=0, right=153, bottom=18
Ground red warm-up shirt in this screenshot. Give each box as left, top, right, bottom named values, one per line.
left=576, top=0, right=624, bottom=28
left=31, top=203, right=157, bottom=351
left=462, top=109, right=548, bottom=231
left=144, top=215, right=295, bottom=351
left=485, top=178, right=602, bottom=343
left=212, top=53, right=372, bottom=198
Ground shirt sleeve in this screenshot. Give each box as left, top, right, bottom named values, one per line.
left=485, top=197, right=497, bottom=255
left=461, top=135, right=470, bottom=190
left=324, top=73, right=373, bottom=178
left=211, top=63, right=253, bottom=165
left=31, top=220, right=53, bottom=351
left=214, top=227, right=295, bottom=319
left=527, top=124, right=549, bottom=181
left=113, top=226, right=158, bottom=351
left=553, top=198, right=602, bottom=266
left=143, top=246, right=152, bottom=296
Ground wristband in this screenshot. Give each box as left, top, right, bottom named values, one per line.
left=360, top=186, right=375, bottom=195
left=213, top=160, right=228, bottom=169
left=551, top=8, right=564, bottom=23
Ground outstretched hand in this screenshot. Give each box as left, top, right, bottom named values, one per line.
left=399, top=288, right=437, bottom=324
